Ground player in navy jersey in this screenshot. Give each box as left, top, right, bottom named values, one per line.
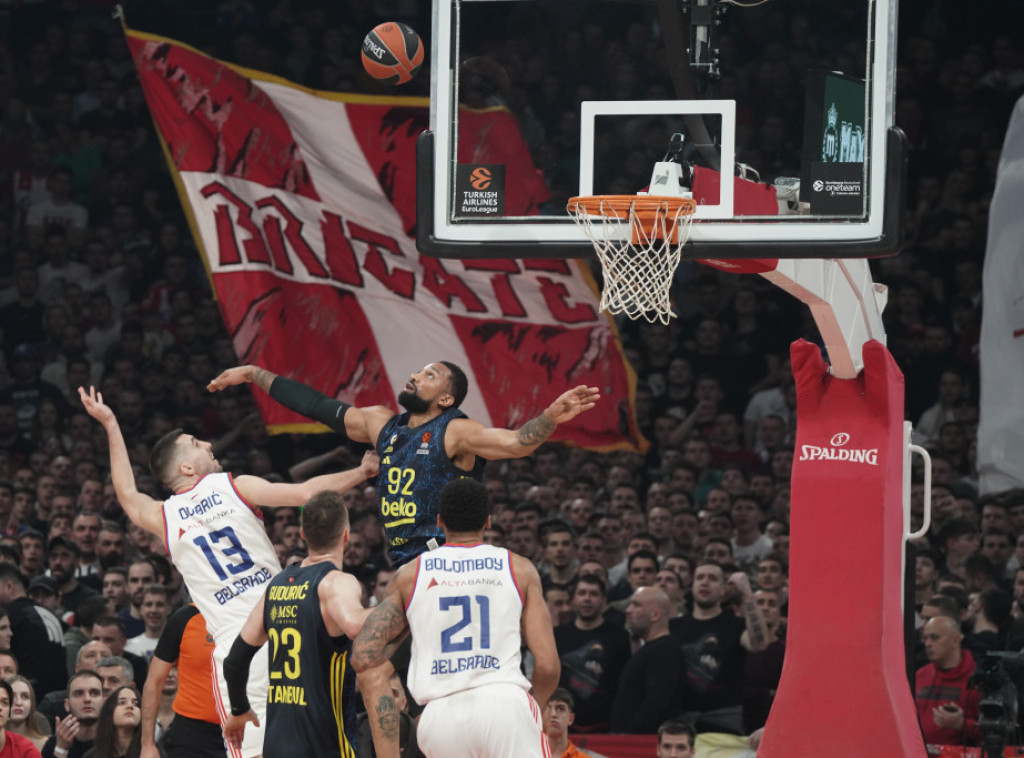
left=223, top=490, right=400, bottom=758
left=209, top=361, right=599, bottom=566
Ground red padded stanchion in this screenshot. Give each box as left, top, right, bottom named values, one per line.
left=757, top=340, right=925, bottom=756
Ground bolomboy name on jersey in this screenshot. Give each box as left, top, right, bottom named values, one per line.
left=422, top=556, right=504, bottom=573
left=178, top=492, right=223, bottom=520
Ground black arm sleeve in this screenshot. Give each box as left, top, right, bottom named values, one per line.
left=268, top=376, right=351, bottom=434
left=223, top=636, right=262, bottom=716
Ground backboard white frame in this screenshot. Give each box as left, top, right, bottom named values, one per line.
left=579, top=99, right=736, bottom=220
left=428, top=0, right=898, bottom=249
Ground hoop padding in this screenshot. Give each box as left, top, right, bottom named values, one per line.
left=568, top=195, right=697, bottom=325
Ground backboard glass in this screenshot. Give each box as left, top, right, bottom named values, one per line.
left=417, top=0, right=905, bottom=259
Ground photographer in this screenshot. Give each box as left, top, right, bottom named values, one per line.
left=915, top=616, right=981, bottom=745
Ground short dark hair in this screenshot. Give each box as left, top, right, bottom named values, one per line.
left=301, top=491, right=350, bottom=552
left=548, top=687, right=575, bottom=712
left=574, top=574, right=607, bottom=596
left=0, top=679, right=11, bottom=706
left=937, top=517, right=977, bottom=551
left=657, top=718, right=696, bottom=746
left=68, top=669, right=103, bottom=691
left=627, top=550, right=659, bottom=571
left=77, top=595, right=112, bottom=629
left=980, top=589, right=1012, bottom=627
left=923, top=594, right=961, bottom=619
left=0, top=564, right=24, bottom=588
left=92, top=616, right=127, bottom=637
left=149, top=428, right=185, bottom=483
left=439, top=479, right=490, bottom=532
left=439, top=361, right=468, bottom=408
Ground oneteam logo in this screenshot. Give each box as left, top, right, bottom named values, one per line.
left=813, top=180, right=825, bottom=192
left=799, top=431, right=879, bottom=465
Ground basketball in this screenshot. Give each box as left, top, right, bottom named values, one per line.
left=361, top=22, right=424, bottom=85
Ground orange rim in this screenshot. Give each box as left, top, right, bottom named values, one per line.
left=568, top=195, right=697, bottom=244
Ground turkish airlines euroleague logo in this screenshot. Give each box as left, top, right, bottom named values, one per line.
left=456, top=164, right=505, bottom=216
left=470, top=167, right=492, bottom=190
left=799, top=431, right=879, bottom=465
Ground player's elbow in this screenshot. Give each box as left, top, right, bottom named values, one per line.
left=350, top=642, right=375, bottom=673
left=533, top=655, right=561, bottom=686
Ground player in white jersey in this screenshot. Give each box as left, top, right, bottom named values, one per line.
left=352, top=478, right=559, bottom=758
left=78, top=387, right=394, bottom=758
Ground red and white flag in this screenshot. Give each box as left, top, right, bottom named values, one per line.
left=126, top=28, right=646, bottom=451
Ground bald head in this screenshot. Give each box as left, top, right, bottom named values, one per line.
left=922, top=615, right=963, bottom=669
left=626, top=586, right=673, bottom=640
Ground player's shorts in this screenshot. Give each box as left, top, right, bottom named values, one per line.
left=162, top=714, right=228, bottom=758
left=417, top=683, right=551, bottom=758
left=211, top=638, right=269, bottom=758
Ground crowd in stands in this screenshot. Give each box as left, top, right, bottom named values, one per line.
left=1, top=0, right=1024, bottom=755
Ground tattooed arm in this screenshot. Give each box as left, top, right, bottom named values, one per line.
left=448, top=385, right=601, bottom=460
left=355, top=663, right=401, bottom=758
left=352, top=569, right=413, bottom=673
left=734, top=572, right=770, bottom=652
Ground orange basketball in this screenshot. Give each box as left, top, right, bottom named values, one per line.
left=361, top=22, right=424, bottom=85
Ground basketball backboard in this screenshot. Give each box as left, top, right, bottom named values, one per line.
left=417, top=0, right=905, bottom=259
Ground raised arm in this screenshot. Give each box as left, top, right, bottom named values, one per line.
left=515, top=554, right=560, bottom=710
left=207, top=364, right=391, bottom=443
left=232, top=450, right=379, bottom=508
left=734, top=572, right=770, bottom=652
left=449, top=385, right=600, bottom=460
left=78, top=387, right=164, bottom=536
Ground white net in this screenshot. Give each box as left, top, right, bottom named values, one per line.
left=569, top=196, right=696, bottom=325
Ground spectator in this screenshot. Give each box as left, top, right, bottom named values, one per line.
left=0, top=678, right=42, bottom=758
left=65, top=596, right=113, bottom=677
left=37, top=642, right=113, bottom=731
left=554, top=575, right=630, bottom=732
left=544, top=688, right=595, bottom=758
left=670, top=562, right=768, bottom=734
left=610, top=587, right=683, bottom=733
left=656, top=718, right=696, bottom=758
left=0, top=564, right=67, bottom=697
left=9, top=674, right=51, bottom=750
left=81, top=685, right=141, bottom=758
left=46, top=537, right=98, bottom=620
left=541, top=523, right=579, bottom=586
left=100, top=570, right=129, bottom=614
left=40, top=671, right=103, bottom=758
left=729, top=493, right=773, bottom=570
left=741, top=589, right=786, bottom=733
left=118, top=562, right=155, bottom=640
left=914, top=615, right=980, bottom=745
left=124, top=586, right=170, bottom=661
left=90, top=618, right=147, bottom=698
left=544, top=585, right=574, bottom=628
left=94, top=658, right=134, bottom=700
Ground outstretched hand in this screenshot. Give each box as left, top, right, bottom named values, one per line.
left=545, top=385, right=600, bottom=425
left=78, top=386, right=115, bottom=425
left=207, top=365, right=256, bottom=393
left=223, top=710, right=259, bottom=749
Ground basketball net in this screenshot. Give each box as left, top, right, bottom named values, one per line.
left=568, top=194, right=696, bottom=325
